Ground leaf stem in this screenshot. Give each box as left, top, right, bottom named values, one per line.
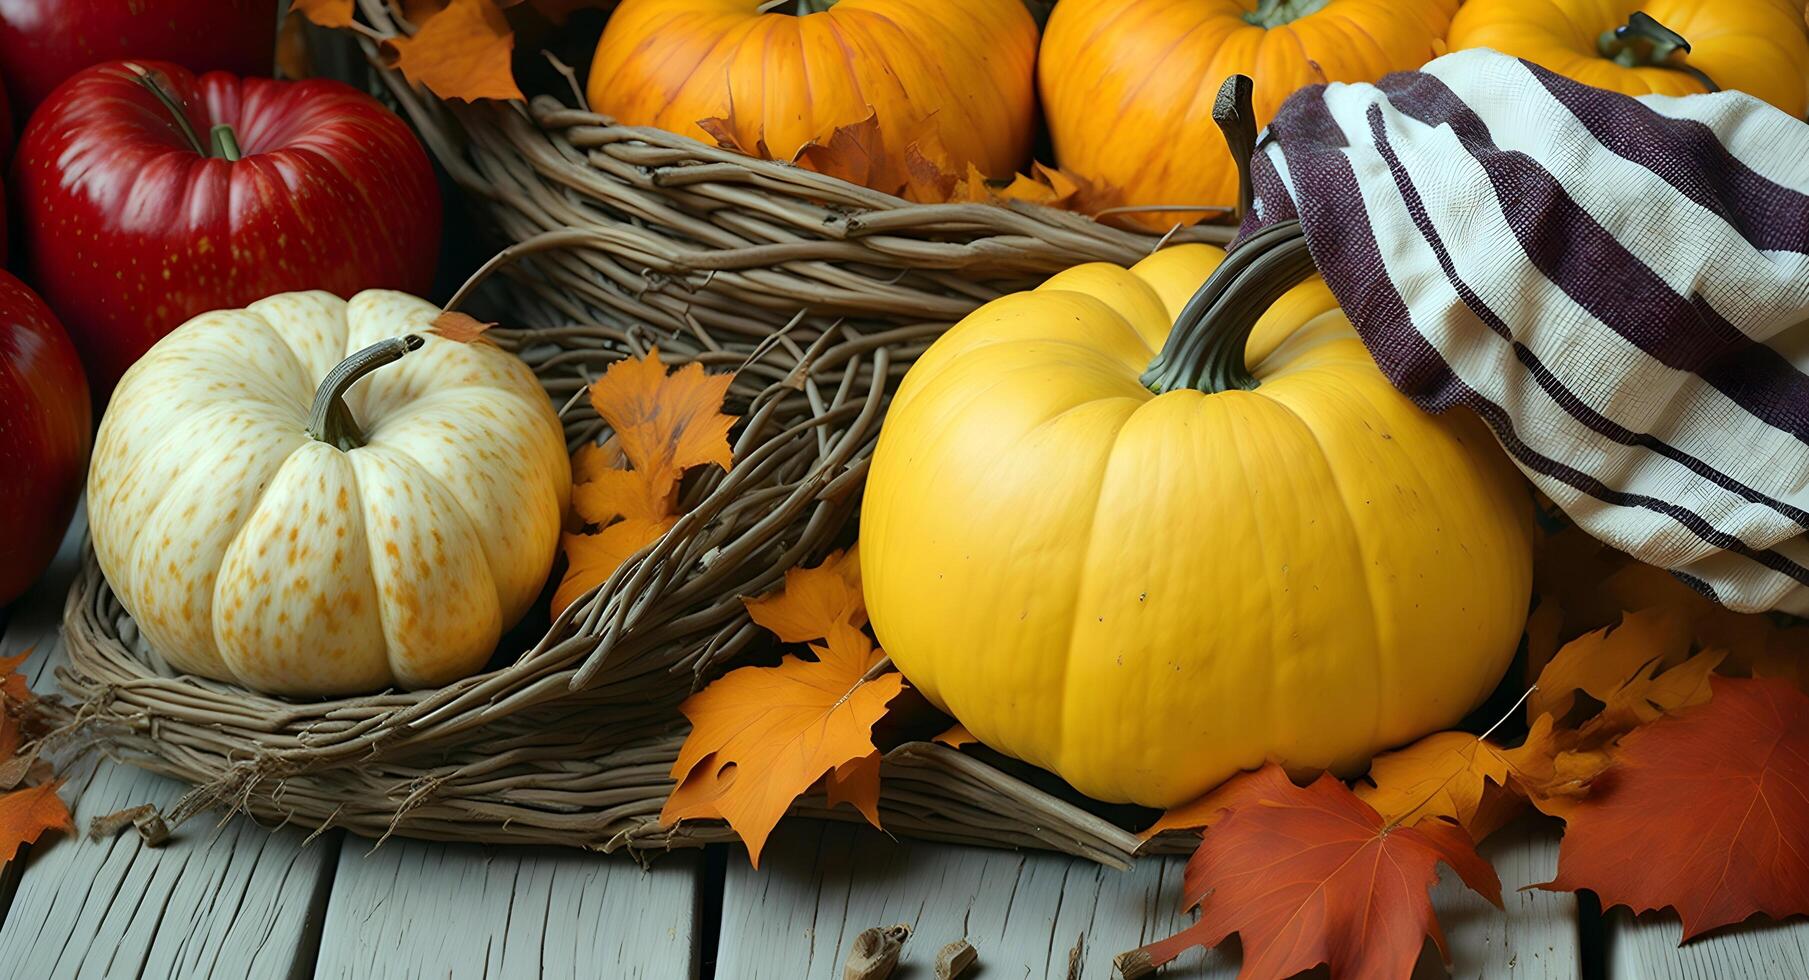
left=123, top=62, right=207, bottom=157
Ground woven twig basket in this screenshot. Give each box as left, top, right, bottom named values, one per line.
left=54, top=0, right=1232, bottom=865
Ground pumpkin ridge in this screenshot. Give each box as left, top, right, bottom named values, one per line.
left=1051, top=396, right=1145, bottom=793
left=1253, top=383, right=1391, bottom=756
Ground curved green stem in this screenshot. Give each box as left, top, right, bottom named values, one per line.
left=1243, top=0, right=1329, bottom=28
left=307, top=335, right=424, bottom=450
left=1215, top=74, right=1257, bottom=221
left=1597, top=11, right=1720, bottom=92
left=1142, top=73, right=1317, bottom=394
left=123, top=63, right=207, bottom=157
left=209, top=123, right=243, bottom=162
left=1141, top=221, right=1316, bottom=394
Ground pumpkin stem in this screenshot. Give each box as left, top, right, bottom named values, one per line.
left=1596, top=11, right=1719, bottom=91
left=307, top=335, right=425, bottom=451
left=1141, top=220, right=1315, bottom=395
left=1242, top=0, right=1329, bottom=29
left=1215, top=75, right=1257, bottom=221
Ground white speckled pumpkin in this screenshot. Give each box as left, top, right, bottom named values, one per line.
left=87, top=290, right=570, bottom=696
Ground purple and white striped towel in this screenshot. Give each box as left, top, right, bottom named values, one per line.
left=1243, top=48, right=1809, bottom=614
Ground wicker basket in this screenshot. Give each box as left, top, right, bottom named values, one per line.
left=53, top=0, right=1234, bottom=865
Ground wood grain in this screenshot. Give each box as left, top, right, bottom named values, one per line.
left=1418, top=816, right=1580, bottom=979
left=1607, top=910, right=1809, bottom=980
left=717, top=820, right=1234, bottom=979
left=313, top=838, right=703, bottom=979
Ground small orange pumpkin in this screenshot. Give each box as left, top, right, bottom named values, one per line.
left=1446, top=1, right=1809, bottom=115
left=586, top=0, right=1038, bottom=197
left=1038, top=0, right=1457, bottom=231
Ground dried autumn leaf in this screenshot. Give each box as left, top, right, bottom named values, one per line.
left=292, top=0, right=355, bottom=28
left=1511, top=714, right=1614, bottom=819
left=1128, top=768, right=1501, bottom=980
left=1138, top=764, right=1299, bottom=840
left=933, top=723, right=975, bottom=749
left=386, top=0, right=523, bottom=103
left=0, top=651, right=31, bottom=704
left=661, top=621, right=905, bottom=866
left=1541, top=677, right=1809, bottom=939
left=428, top=310, right=496, bottom=344
left=588, top=348, right=735, bottom=483
left=0, top=780, right=71, bottom=864
left=1355, top=731, right=1527, bottom=842
left=742, top=547, right=864, bottom=643
left=556, top=349, right=736, bottom=613
left=1527, top=608, right=1691, bottom=723
left=793, top=111, right=908, bottom=199
left=553, top=520, right=674, bottom=614
left=824, top=751, right=882, bottom=829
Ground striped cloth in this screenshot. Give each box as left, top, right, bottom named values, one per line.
left=1242, top=48, right=1809, bottom=615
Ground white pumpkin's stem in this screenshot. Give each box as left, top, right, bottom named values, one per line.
left=307, top=335, right=425, bottom=451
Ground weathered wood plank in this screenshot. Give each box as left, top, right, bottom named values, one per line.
left=724, top=814, right=1583, bottom=980
left=717, top=820, right=1234, bottom=979
left=0, top=509, right=340, bottom=980
left=1607, top=911, right=1809, bottom=979
left=1417, top=815, right=1579, bottom=979
left=313, top=838, right=703, bottom=979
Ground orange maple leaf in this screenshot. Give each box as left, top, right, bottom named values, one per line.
left=932, top=723, right=975, bottom=749
left=1540, top=677, right=1809, bottom=939
left=292, top=0, right=355, bottom=28
left=386, top=0, right=523, bottom=103
left=1527, top=607, right=1692, bottom=723
left=1138, top=764, right=1299, bottom=840
left=1354, top=731, right=1531, bottom=843
left=0, top=780, right=71, bottom=864
left=824, top=751, right=882, bottom=829
left=555, top=349, right=736, bottom=614
left=742, top=547, right=864, bottom=643
left=661, top=620, right=904, bottom=866
left=1128, top=767, right=1501, bottom=980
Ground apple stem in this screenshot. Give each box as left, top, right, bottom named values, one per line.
left=123, top=63, right=207, bottom=158
left=210, top=124, right=243, bottom=162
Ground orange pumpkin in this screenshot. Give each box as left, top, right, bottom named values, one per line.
left=1038, top=0, right=1458, bottom=231
left=1446, top=0, right=1809, bottom=115
left=586, top=0, right=1038, bottom=197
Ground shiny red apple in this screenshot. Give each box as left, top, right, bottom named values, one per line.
left=0, top=0, right=275, bottom=122
left=16, top=60, right=441, bottom=395
left=0, top=269, right=90, bottom=606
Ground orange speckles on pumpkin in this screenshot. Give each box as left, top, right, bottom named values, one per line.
left=384, top=541, right=401, bottom=558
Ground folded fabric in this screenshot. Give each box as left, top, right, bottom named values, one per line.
left=1242, top=47, right=1809, bottom=614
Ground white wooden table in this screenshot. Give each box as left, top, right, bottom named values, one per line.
left=2, top=516, right=1803, bottom=979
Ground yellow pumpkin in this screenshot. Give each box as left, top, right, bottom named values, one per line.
left=87, top=291, right=570, bottom=697
left=1447, top=0, right=1809, bottom=115
left=1038, top=0, right=1457, bottom=231
left=586, top=0, right=1038, bottom=192
left=859, top=226, right=1535, bottom=808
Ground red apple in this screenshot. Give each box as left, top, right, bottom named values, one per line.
left=16, top=60, right=441, bottom=395
left=0, top=0, right=275, bottom=122
left=0, top=268, right=89, bottom=606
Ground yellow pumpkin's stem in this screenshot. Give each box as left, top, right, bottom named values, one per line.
left=1597, top=11, right=1719, bottom=92
left=1142, top=76, right=1316, bottom=396
left=307, top=335, right=425, bottom=451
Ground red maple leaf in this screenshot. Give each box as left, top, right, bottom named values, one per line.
left=1540, top=676, right=1809, bottom=939
left=1126, top=766, right=1500, bottom=980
